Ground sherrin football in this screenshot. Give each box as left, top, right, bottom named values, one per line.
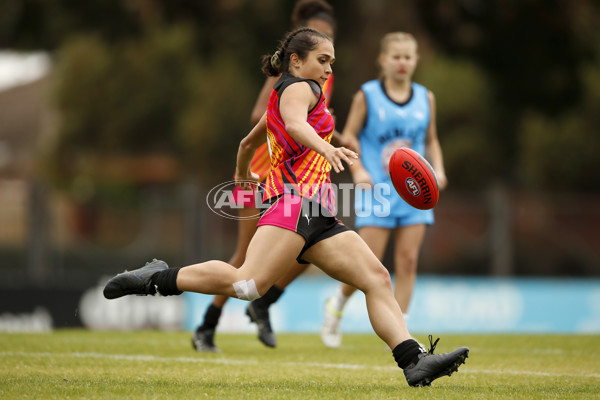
left=389, top=147, right=439, bottom=210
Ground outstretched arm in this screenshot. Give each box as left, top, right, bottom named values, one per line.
left=424, top=91, right=447, bottom=190
left=341, top=90, right=372, bottom=185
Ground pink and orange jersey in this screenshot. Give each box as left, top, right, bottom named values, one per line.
left=249, top=74, right=333, bottom=183
left=249, top=143, right=272, bottom=182
left=263, top=73, right=336, bottom=214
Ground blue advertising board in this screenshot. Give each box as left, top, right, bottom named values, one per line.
left=183, top=276, right=600, bottom=334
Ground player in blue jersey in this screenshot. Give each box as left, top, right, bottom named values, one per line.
left=321, top=32, right=448, bottom=348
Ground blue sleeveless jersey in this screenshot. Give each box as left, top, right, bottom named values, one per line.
left=356, top=80, right=433, bottom=222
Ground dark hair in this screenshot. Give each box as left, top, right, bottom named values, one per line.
left=261, top=28, right=332, bottom=77
left=291, top=0, right=336, bottom=31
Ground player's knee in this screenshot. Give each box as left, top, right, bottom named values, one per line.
left=395, top=252, right=418, bottom=275
left=363, top=262, right=392, bottom=291
left=376, top=264, right=393, bottom=287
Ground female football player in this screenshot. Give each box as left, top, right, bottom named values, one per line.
left=104, top=27, right=468, bottom=388
left=191, top=0, right=344, bottom=352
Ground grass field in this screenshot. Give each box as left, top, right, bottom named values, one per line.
left=1, top=330, right=599, bottom=399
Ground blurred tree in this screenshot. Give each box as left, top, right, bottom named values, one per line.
left=415, top=0, right=599, bottom=188
left=417, top=55, right=494, bottom=190
left=417, top=0, right=594, bottom=114
left=42, top=23, right=255, bottom=204
left=3, top=0, right=599, bottom=193
left=0, top=0, right=142, bottom=49
left=51, top=27, right=193, bottom=155
left=6, top=1, right=277, bottom=200
left=42, top=26, right=195, bottom=204
left=518, top=59, right=600, bottom=192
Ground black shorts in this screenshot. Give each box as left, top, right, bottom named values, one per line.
left=257, top=194, right=350, bottom=264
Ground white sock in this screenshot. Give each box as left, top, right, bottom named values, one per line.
left=331, top=286, right=350, bottom=312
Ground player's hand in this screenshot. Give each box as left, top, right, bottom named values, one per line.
left=336, top=134, right=360, bottom=153
left=235, top=169, right=260, bottom=191
left=323, top=146, right=358, bottom=173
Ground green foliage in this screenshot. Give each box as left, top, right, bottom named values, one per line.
left=519, top=112, right=600, bottom=192
left=416, top=0, right=595, bottom=115
left=3, top=0, right=600, bottom=194
left=0, top=0, right=142, bottom=49
left=518, top=60, right=600, bottom=192
left=178, top=51, right=258, bottom=176
left=40, top=26, right=195, bottom=203
left=43, top=23, right=257, bottom=202
left=418, top=56, right=495, bottom=190
left=415, top=0, right=600, bottom=190
left=52, top=26, right=196, bottom=155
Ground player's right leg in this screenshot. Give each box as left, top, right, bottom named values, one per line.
left=192, top=207, right=259, bottom=352
left=320, top=226, right=390, bottom=348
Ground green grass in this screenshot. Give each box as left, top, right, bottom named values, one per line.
left=1, top=331, right=599, bottom=399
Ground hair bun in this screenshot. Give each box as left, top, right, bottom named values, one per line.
left=270, top=51, right=282, bottom=70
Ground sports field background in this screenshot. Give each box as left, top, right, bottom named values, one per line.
left=1, top=331, right=598, bottom=399
left=70, top=274, right=600, bottom=335
left=4, top=274, right=597, bottom=398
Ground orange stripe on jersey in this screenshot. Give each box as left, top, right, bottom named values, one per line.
left=266, top=128, right=284, bottom=171
left=250, top=143, right=271, bottom=182
left=297, top=151, right=328, bottom=188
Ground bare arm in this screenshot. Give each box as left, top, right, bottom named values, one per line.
left=235, top=112, right=267, bottom=189
left=250, top=76, right=279, bottom=124
left=342, top=90, right=372, bottom=185
left=424, top=90, right=448, bottom=190
left=279, top=82, right=357, bottom=173
left=327, top=109, right=357, bottom=152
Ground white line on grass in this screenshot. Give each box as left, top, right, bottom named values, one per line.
left=2, top=351, right=599, bottom=379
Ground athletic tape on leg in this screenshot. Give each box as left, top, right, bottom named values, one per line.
left=232, top=279, right=260, bottom=301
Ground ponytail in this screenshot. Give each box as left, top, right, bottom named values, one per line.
left=261, top=50, right=282, bottom=76
left=261, top=27, right=331, bottom=77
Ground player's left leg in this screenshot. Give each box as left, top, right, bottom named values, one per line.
left=303, top=230, right=469, bottom=387
left=392, top=224, right=426, bottom=313
left=303, top=230, right=411, bottom=347
left=321, top=226, right=391, bottom=348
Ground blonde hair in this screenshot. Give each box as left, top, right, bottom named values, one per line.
left=380, top=32, right=418, bottom=54
left=377, top=32, right=418, bottom=78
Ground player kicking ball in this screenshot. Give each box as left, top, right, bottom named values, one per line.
left=103, top=27, right=468, bottom=387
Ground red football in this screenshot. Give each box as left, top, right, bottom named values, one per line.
left=389, top=147, right=439, bottom=210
